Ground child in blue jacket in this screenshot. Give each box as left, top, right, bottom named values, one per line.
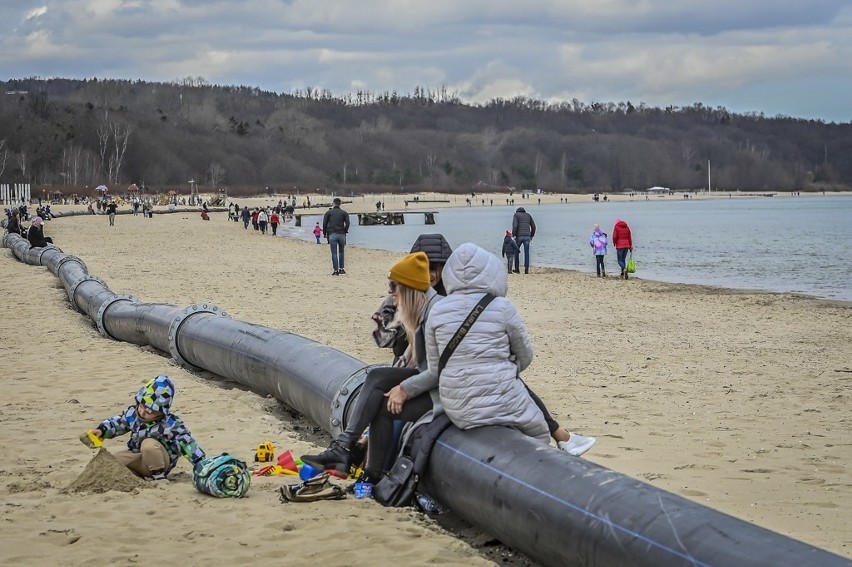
left=80, top=375, right=206, bottom=480
left=501, top=230, right=519, bottom=274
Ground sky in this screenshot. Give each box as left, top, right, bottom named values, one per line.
left=2, top=1, right=851, bottom=123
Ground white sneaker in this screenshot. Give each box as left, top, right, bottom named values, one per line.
left=558, top=433, right=596, bottom=457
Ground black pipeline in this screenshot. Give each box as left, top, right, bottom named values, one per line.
left=3, top=232, right=849, bottom=567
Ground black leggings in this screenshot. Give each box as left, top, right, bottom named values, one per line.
left=338, top=366, right=418, bottom=448
left=523, top=381, right=560, bottom=435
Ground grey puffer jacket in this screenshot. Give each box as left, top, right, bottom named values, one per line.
left=512, top=207, right=536, bottom=238
left=425, top=242, right=549, bottom=442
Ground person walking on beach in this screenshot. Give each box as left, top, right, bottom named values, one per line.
left=612, top=218, right=633, bottom=279
left=258, top=208, right=268, bottom=234
left=322, top=198, right=350, bottom=275
left=241, top=206, right=250, bottom=229
left=501, top=230, right=519, bottom=274
left=589, top=225, right=608, bottom=277
left=511, top=207, right=536, bottom=274
left=270, top=211, right=280, bottom=235
left=312, top=222, right=323, bottom=244
left=107, top=200, right=117, bottom=226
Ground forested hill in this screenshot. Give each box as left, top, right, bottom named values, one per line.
left=1, top=77, right=850, bottom=196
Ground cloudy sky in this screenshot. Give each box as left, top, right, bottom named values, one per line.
left=2, top=1, right=851, bottom=123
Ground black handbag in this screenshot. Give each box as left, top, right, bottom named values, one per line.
left=372, top=455, right=417, bottom=507
left=372, top=294, right=495, bottom=508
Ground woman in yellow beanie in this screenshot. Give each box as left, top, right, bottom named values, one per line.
left=302, top=251, right=442, bottom=479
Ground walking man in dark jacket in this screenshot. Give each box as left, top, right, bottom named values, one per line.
left=323, top=198, right=350, bottom=275
left=511, top=207, right=536, bottom=274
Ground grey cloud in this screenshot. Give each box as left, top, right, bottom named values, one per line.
left=1, top=1, right=850, bottom=122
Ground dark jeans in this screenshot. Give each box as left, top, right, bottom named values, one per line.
left=271, top=223, right=278, bottom=235
left=514, top=236, right=531, bottom=271
left=595, top=255, right=606, bottom=275
left=616, top=248, right=629, bottom=271
left=329, top=232, right=346, bottom=271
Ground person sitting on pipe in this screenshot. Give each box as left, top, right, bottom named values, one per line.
left=302, top=251, right=440, bottom=481
left=302, top=239, right=595, bottom=479
left=377, top=234, right=594, bottom=456
left=428, top=242, right=595, bottom=454
left=80, top=374, right=207, bottom=481
left=27, top=216, right=53, bottom=248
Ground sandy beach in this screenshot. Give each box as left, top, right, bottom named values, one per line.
left=1, top=195, right=850, bottom=565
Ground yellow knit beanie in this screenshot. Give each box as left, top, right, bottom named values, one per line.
left=389, top=252, right=431, bottom=292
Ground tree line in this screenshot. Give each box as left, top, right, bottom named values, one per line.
left=1, top=77, right=850, bottom=197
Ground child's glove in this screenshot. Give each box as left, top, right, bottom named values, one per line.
left=79, top=430, right=103, bottom=448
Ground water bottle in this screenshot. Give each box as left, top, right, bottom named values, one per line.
left=416, top=494, right=444, bottom=515
left=354, top=481, right=373, bottom=499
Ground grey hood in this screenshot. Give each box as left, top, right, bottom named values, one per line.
left=442, top=242, right=508, bottom=297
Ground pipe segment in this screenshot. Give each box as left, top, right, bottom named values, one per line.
left=3, top=231, right=850, bottom=567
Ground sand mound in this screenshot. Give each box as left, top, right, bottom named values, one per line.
left=63, top=448, right=147, bottom=494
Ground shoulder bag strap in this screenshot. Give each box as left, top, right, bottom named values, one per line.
left=438, top=293, right=495, bottom=374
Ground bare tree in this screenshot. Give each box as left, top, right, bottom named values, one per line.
left=17, top=150, right=28, bottom=181
left=62, top=145, right=83, bottom=186
left=96, top=119, right=110, bottom=180
left=109, top=121, right=131, bottom=184
left=208, top=161, right=226, bottom=188
left=0, top=139, right=7, bottom=180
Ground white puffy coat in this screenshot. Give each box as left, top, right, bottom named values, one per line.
left=425, top=242, right=549, bottom=442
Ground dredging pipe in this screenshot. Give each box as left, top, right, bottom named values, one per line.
left=3, top=231, right=849, bottom=567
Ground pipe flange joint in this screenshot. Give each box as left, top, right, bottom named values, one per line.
left=329, top=363, right=389, bottom=438
left=68, top=275, right=106, bottom=312
left=31, top=244, right=63, bottom=264
left=168, top=304, right=229, bottom=369
left=56, top=254, right=88, bottom=274
left=96, top=294, right=138, bottom=340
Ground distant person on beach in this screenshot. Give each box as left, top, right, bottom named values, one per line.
left=241, top=206, right=250, bottom=229
left=312, top=222, right=323, bottom=243
left=258, top=208, right=268, bottom=234
left=511, top=207, right=536, bottom=274
left=589, top=225, right=608, bottom=277
left=79, top=375, right=206, bottom=481
left=501, top=230, right=519, bottom=274
left=322, top=198, right=350, bottom=275
left=612, top=219, right=633, bottom=279
left=270, top=211, right=280, bottom=235
left=27, top=216, right=53, bottom=247
left=107, top=201, right=117, bottom=226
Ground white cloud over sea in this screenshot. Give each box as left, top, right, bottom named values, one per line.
left=1, top=0, right=850, bottom=122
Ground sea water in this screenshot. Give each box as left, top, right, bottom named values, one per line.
left=281, top=195, right=852, bottom=302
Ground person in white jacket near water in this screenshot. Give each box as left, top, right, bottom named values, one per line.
left=427, top=242, right=594, bottom=453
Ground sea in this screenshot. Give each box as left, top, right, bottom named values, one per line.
left=280, top=194, right=852, bottom=302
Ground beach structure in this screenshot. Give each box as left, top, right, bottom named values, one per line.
left=2, top=229, right=848, bottom=567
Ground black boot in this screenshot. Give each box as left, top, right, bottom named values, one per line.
left=301, top=440, right=352, bottom=471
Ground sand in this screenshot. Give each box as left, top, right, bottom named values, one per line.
left=1, top=194, right=850, bottom=565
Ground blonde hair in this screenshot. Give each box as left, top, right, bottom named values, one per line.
left=395, top=283, right=428, bottom=364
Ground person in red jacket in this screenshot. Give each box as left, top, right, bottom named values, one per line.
left=612, top=219, right=633, bottom=279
